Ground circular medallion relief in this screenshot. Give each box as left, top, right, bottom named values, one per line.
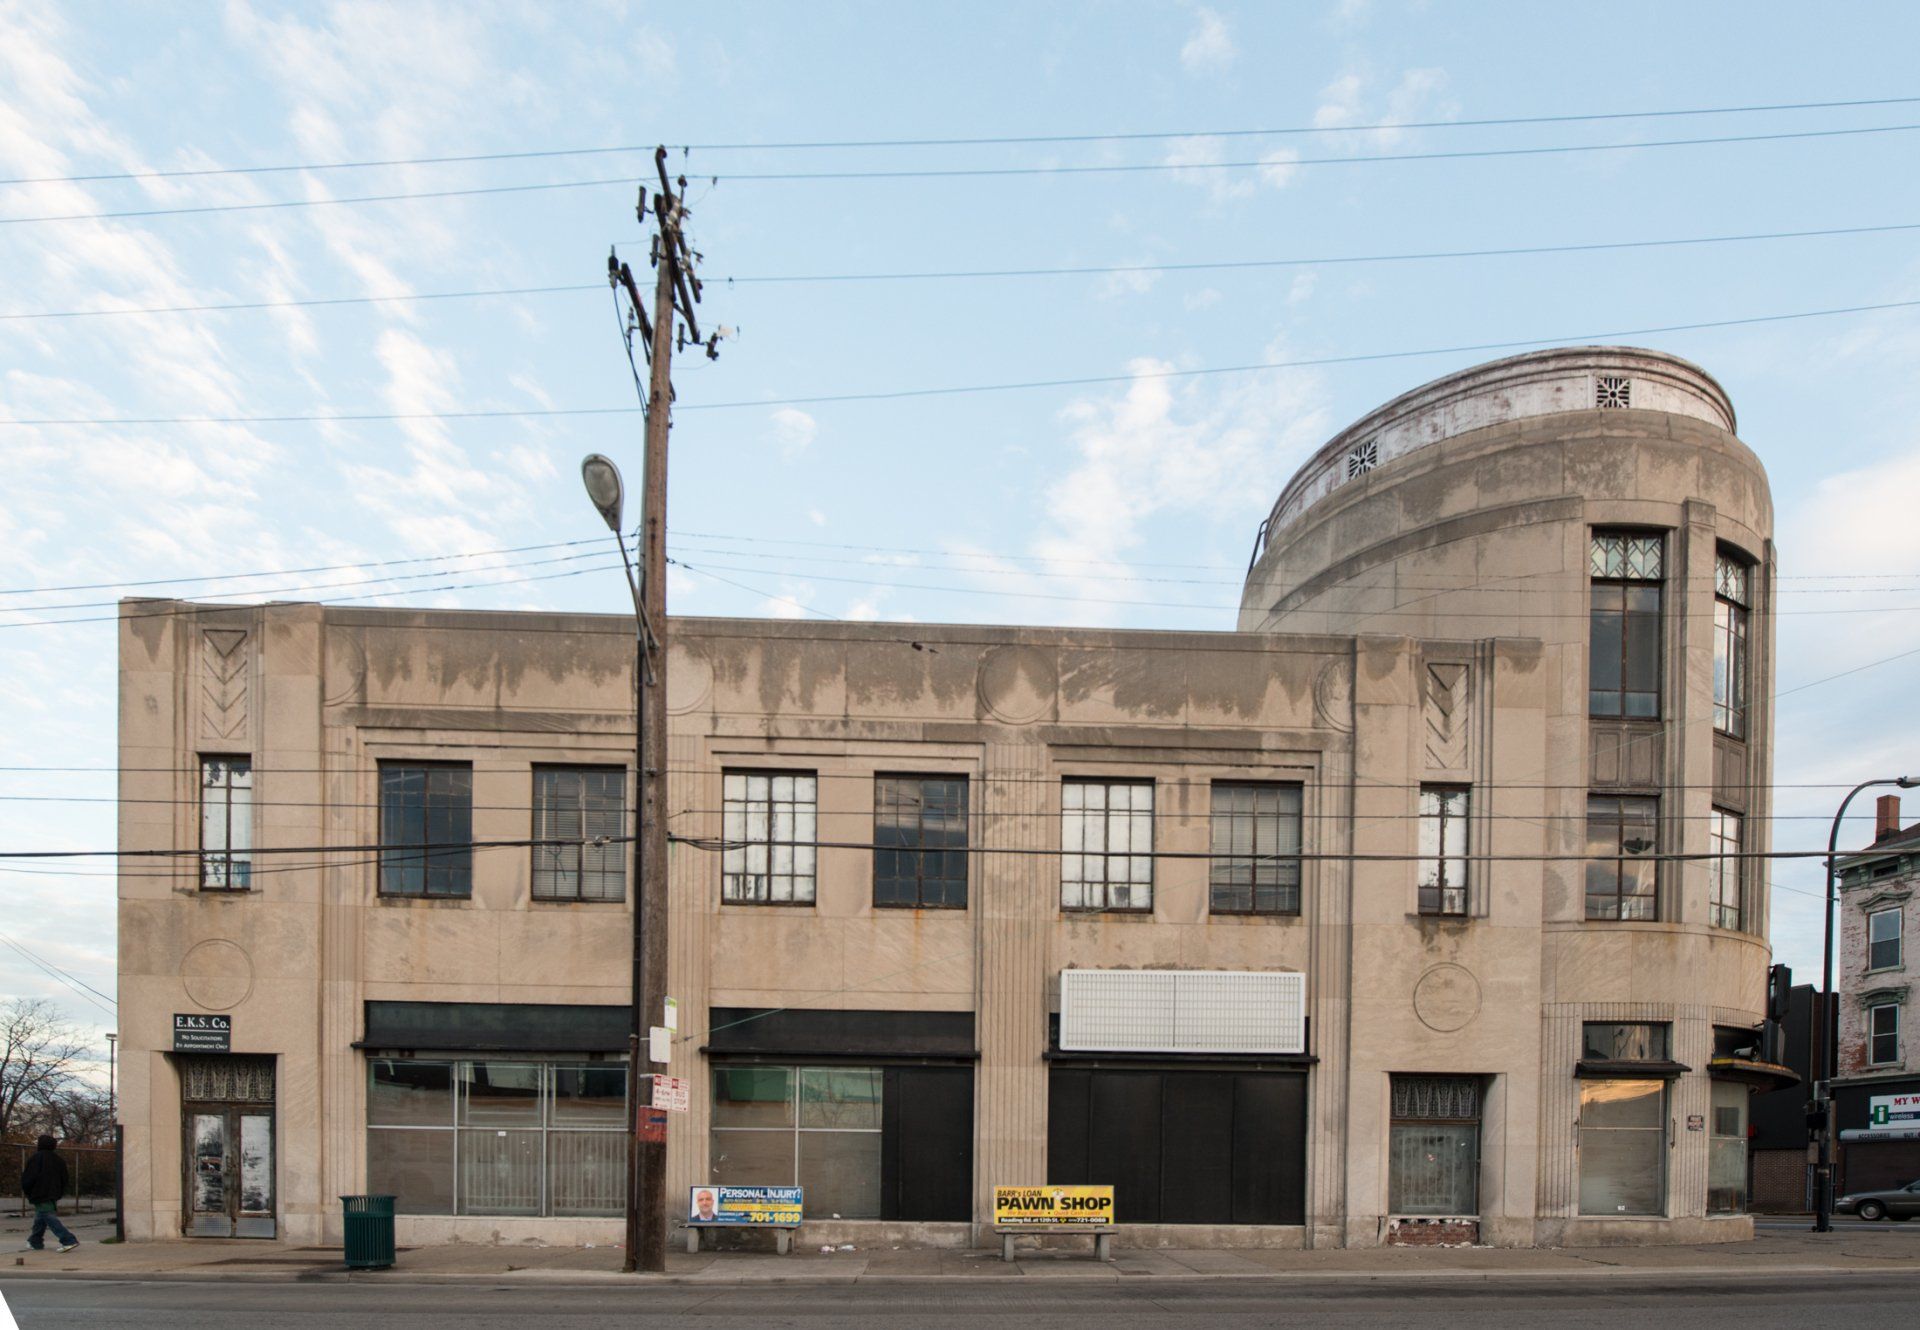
left=1412, top=962, right=1481, bottom=1033
left=977, top=645, right=1057, bottom=724
left=667, top=644, right=714, bottom=715
left=181, top=938, right=255, bottom=1012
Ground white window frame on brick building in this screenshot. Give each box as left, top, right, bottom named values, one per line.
left=1868, top=1003, right=1901, bottom=1067
left=1868, top=906, right=1903, bottom=972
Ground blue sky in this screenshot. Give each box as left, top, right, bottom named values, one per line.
left=4, top=1, right=1919, bottom=1072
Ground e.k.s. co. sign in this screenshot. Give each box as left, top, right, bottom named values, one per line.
left=172, top=1013, right=232, bottom=1053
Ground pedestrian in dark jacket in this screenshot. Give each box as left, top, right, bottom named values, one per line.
left=20, top=1135, right=79, bottom=1252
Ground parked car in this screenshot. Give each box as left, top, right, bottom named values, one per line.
left=1835, top=1180, right=1920, bottom=1221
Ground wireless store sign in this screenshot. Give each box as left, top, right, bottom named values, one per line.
left=173, top=1013, right=232, bottom=1053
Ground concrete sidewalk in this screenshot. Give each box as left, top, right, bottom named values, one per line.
left=7, top=1225, right=1920, bottom=1286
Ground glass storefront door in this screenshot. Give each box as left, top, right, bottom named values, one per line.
left=179, top=1054, right=277, bottom=1238
left=185, top=1105, right=276, bottom=1238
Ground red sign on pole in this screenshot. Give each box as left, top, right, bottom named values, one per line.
left=638, top=1109, right=669, bottom=1144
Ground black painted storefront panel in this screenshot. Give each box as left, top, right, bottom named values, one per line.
left=706, top=1007, right=974, bottom=1058
left=884, top=1066, right=973, bottom=1221
left=1048, top=1067, right=1306, bottom=1225
left=360, top=1001, right=628, bottom=1052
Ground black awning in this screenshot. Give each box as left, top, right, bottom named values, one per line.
left=1574, top=1058, right=1692, bottom=1080
left=358, top=1001, right=630, bottom=1053
left=703, top=1007, right=974, bottom=1059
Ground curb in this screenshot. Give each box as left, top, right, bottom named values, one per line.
left=6, top=1261, right=1920, bottom=1288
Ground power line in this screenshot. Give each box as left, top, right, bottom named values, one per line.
left=10, top=122, right=1920, bottom=228
left=0, top=932, right=116, bottom=1017
left=10, top=94, right=1920, bottom=188
left=0, top=534, right=610, bottom=597
left=7, top=295, right=1918, bottom=427
left=15, top=220, right=1920, bottom=322
left=715, top=122, right=1920, bottom=182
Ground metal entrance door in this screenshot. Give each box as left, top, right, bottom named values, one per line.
left=186, top=1105, right=275, bottom=1237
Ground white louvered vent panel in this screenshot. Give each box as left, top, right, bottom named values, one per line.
left=1059, top=970, right=1306, bottom=1054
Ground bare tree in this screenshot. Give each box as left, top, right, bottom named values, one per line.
left=0, top=999, right=87, bottom=1143
left=24, top=1085, right=113, bottom=1147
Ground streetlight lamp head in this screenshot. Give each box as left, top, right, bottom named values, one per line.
left=1897, top=776, right=1919, bottom=789
left=580, top=454, right=626, bottom=533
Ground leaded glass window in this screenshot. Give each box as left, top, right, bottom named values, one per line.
left=1389, top=1075, right=1481, bottom=1215
left=1713, top=552, right=1751, bottom=737
left=1590, top=531, right=1664, bottom=719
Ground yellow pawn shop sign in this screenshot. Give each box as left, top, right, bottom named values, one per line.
left=993, top=1185, right=1116, bottom=1227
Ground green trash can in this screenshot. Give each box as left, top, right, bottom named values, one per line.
left=340, top=1194, right=397, bottom=1270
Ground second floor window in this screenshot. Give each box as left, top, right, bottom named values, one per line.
left=200, top=756, right=253, bottom=890
left=532, top=767, right=626, bottom=902
left=1062, top=779, right=1153, bottom=912
left=722, top=772, right=817, bottom=904
left=1586, top=794, right=1657, bottom=921
left=1582, top=1021, right=1671, bottom=1062
left=1709, top=808, right=1742, bottom=930
left=873, top=776, right=968, bottom=908
left=1417, top=786, right=1470, bottom=917
left=380, top=762, right=474, bottom=898
left=1869, top=1003, right=1901, bottom=1066
left=1869, top=907, right=1903, bottom=971
left=1209, top=782, right=1303, bottom=915
left=1589, top=531, right=1663, bottom=719
left=1713, top=553, right=1751, bottom=737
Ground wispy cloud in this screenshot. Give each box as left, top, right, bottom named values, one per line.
left=768, top=406, right=819, bottom=459
left=1180, top=6, right=1235, bottom=75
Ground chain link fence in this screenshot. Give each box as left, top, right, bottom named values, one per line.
left=3, top=1142, right=119, bottom=1215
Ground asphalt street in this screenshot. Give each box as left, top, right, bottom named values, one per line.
left=5, top=1272, right=1920, bottom=1329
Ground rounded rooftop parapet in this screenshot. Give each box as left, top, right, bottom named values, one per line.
left=1259, top=347, right=1736, bottom=543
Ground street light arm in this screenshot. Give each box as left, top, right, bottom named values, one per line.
left=1815, top=774, right=1915, bottom=1232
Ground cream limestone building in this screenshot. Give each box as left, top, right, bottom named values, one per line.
left=118, top=346, right=1785, bottom=1251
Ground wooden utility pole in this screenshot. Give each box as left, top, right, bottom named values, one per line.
left=608, top=146, right=715, bottom=1275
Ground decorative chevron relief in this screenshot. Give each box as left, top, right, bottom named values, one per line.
left=1423, top=662, right=1469, bottom=771
left=199, top=628, right=250, bottom=740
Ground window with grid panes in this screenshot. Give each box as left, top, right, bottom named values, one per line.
left=1417, top=786, right=1470, bottom=916
left=1061, top=779, right=1154, bottom=911
left=200, top=756, right=253, bottom=890
left=1713, top=552, right=1751, bottom=737
left=379, top=762, right=474, bottom=897
left=873, top=776, right=968, bottom=908
left=721, top=772, right=817, bottom=904
left=531, top=767, right=625, bottom=902
left=1208, top=783, right=1302, bottom=915
left=1589, top=532, right=1664, bottom=719
left=1708, top=808, right=1742, bottom=930
left=1586, top=794, right=1658, bottom=921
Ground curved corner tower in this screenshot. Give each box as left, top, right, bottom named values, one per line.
left=1242, top=347, right=1776, bottom=1244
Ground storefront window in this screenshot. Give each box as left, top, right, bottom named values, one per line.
left=1578, top=1079, right=1666, bottom=1215
left=709, top=1066, right=884, bottom=1219
left=366, top=1058, right=626, bottom=1216
left=1388, top=1075, right=1481, bottom=1215
left=1707, top=1081, right=1748, bottom=1214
